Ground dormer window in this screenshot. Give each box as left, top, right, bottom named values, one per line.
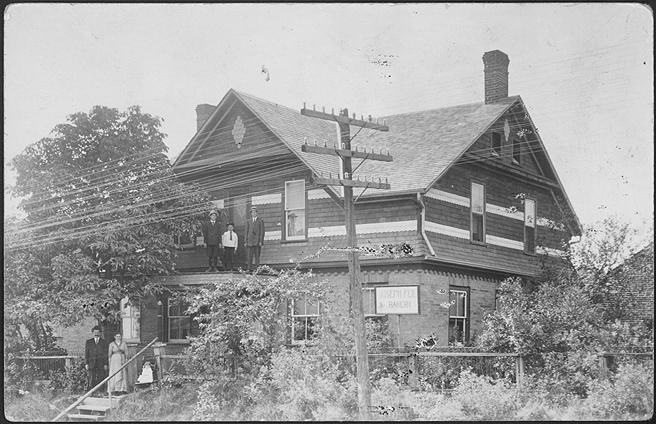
left=512, top=137, right=521, bottom=164
left=491, top=132, right=502, bottom=156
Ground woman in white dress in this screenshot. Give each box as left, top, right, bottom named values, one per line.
left=107, top=333, right=129, bottom=395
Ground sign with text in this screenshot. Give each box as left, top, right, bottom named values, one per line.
left=375, top=285, right=420, bottom=315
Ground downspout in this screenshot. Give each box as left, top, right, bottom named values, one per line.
left=416, top=193, right=436, bottom=256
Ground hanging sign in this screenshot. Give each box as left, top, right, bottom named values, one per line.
left=375, top=285, right=420, bottom=315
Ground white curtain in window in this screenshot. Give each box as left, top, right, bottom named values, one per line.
left=471, top=183, right=484, bottom=214
left=285, top=180, right=305, bottom=210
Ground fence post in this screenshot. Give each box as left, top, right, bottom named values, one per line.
left=598, top=353, right=609, bottom=378
left=515, top=355, right=524, bottom=388
left=153, top=343, right=163, bottom=382
left=407, top=354, right=419, bottom=390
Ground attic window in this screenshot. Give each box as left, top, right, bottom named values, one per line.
left=512, top=137, right=521, bottom=164
left=491, top=133, right=502, bottom=156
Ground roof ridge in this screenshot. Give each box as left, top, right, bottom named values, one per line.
left=380, top=95, right=521, bottom=119
left=233, top=90, right=301, bottom=115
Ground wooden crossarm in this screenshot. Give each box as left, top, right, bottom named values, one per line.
left=301, top=108, right=389, bottom=131
left=301, top=144, right=392, bottom=162
left=314, top=177, right=390, bottom=190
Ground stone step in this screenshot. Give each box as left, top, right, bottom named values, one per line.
left=77, top=404, right=112, bottom=415
left=66, top=413, right=104, bottom=421
left=82, top=395, right=125, bottom=408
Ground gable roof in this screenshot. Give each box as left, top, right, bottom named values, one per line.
left=173, top=89, right=580, bottom=233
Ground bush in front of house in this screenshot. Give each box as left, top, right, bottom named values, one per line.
left=241, top=346, right=359, bottom=421
left=451, top=368, right=522, bottom=420
left=48, top=357, right=87, bottom=395
left=576, top=361, right=654, bottom=420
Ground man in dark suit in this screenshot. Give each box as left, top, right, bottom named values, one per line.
left=201, top=209, right=223, bottom=272
left=245, top=206, right=265, bottom=271
left=85, top=325, right=108, bottom=392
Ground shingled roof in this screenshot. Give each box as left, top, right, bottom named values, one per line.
left=235, top=89, right=519, bottom=195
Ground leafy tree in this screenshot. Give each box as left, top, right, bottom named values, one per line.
left=477, top=217, right=654, bottom=397
left=5, top=105, right=210, bottom=349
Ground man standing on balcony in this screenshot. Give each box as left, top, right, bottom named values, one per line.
left=245, top=206, right=265, bottom=272
left=201, top=209, right=223, bottom=272
left=85, top=325, right=108, bottom=392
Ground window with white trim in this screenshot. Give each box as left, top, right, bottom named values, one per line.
left=362, top=285, right=385, bottom=318
left=524, top=199, right=536, bottom=254
left=167, top=298, right=191, bottom=342
left=470, top=182, right=486, bottom=243
left=120, top=297, right=140, bottom=342
left=491, top=132, right=502, bottom=156
left=291, top=297, right=320, bottom=343
left=448, top=288, right=469, bottom=344
left=285, top=180, right=306, bottom=240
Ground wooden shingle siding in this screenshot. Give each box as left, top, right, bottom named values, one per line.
left=425, top=197, right=470, bottom=231
left=427, top=231, right=544, bottom=276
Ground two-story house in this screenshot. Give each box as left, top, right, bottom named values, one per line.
left=125, top=50, right=581, bottom=354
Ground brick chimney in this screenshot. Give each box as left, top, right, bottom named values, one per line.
left=483, top=50, right=510, bottom=104
left=195, top=104, right=216, bottom=131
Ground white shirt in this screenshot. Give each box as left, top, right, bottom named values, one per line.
left=221, top=230, right=238, bottom=248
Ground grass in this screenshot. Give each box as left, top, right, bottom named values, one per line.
left=106, top=384, right=198, bottom=421
left=4, top=391, right=79, bottom=422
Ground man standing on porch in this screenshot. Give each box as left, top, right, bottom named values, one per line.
left=245, top=206, right=264, bottom=271
left=201, top=209, right=223, bottom=272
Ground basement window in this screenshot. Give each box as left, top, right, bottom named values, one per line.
left=449, top=288, right=469, bottom=344
left=470, top=181, right=486, bottom=244
left=524, top=199, right=537, bottom=254
left=291, top=297, right=320, bottom=344
left=491, top=132, right=502, bottom=156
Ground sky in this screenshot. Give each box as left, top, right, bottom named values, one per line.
left=4, top=3, right=653, bottom=235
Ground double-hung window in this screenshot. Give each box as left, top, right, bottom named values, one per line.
left=362, top=285, right=385, bottom=318
left=285, top=180, right=306, bottom=240
left=524, top=199, right=536, bottom=254
left=291, top=297, right=320, bottom=343
left=167, top=298, right=191, bottom=342
left=120, top=297, right=141, bottom=342
left=491, top=132, right=502, bottom=156
left=448, top=288, right=469, bottom=344
left=470, top=182, right=486, bottom=243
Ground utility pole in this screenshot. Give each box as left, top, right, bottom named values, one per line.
left=300, top=104, right=392, bottom=420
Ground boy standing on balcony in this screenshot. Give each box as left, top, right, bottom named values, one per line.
left=201, top=209, right=223, bottom=272
left=221, top=222, right=238, bottom=271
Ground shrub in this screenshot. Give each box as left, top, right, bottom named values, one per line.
left=451, top=368, right=521, bottom=420
left=4, top=354, right=40, bottom=399
left=109, top=383, right=198, bottom=421
left=48, top=358, right=87, bottom=395
left=243, top=347, right=358, bottom=421
left=577, top=362, right=654, bottom=419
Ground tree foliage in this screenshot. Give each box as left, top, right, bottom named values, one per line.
left=5, top=105, right=210, bottom=350
left=477, top=217, right=654, bottom=396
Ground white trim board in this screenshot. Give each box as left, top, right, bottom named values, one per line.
left=264, top=220, right=417, bottom=241
left=426, top=189, right=564, bottom=229
left=252, top=193, right=282, bottom=205
left=424, top=220, right=565, bottom=257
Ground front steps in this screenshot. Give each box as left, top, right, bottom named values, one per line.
left=66, top=395, right=125, bottom=421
